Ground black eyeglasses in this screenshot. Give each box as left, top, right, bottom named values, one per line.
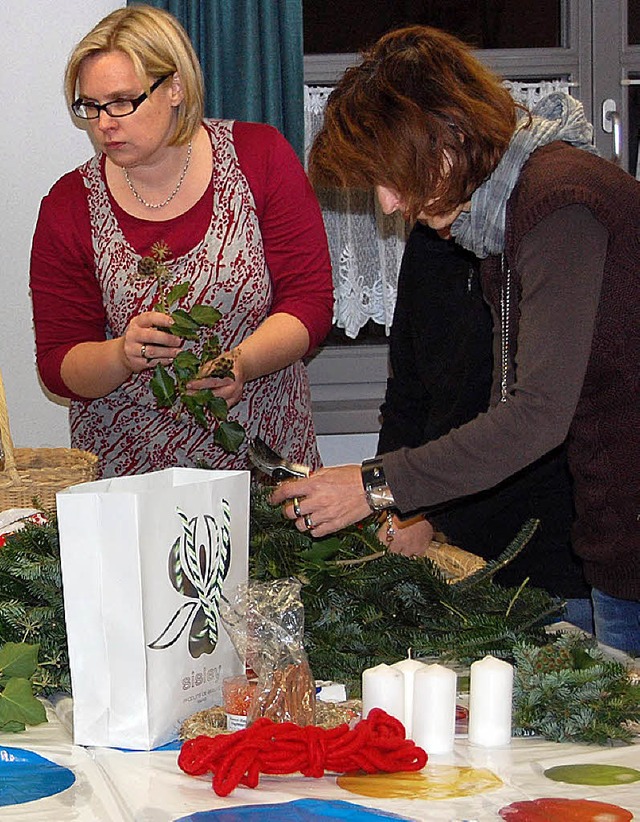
left=72, top=74, right=171, bottom=120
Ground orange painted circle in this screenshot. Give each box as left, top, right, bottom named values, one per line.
left=337, top=765, right=502, bottom=800
left=498, top=797, right=633, bottom=821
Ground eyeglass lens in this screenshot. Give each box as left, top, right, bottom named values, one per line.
left=72, top=74, right=170, bottom=120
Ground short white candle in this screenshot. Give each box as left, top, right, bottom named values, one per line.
left=361, top=663, right=405, bottom=726
left=411, top=663, right=457, bottom=754
left=468, top=655, right=514, bottom=747
left=391, top=657, right=427, bottom=737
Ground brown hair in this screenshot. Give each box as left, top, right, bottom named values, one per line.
left=308, top=26, right=519, bottom=220
left=65, top=4, right=204, bottom=145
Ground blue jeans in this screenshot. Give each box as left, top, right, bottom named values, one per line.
left=562, top=597, right=594, bottom=634
left=592, top=588, right=640, bottom=656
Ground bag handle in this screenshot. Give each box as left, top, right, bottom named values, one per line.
left=0, top=370, right=19, bottom=479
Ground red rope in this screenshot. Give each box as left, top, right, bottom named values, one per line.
left=178, top=707, right=428, bottom=797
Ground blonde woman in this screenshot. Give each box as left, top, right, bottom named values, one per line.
left=31, top=5, right=332, bottom=477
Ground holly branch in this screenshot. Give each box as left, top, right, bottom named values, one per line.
left=134, top=242, right=245, bottom=453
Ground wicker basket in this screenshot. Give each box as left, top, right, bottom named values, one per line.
left=0, top=371, right=98, bottom=512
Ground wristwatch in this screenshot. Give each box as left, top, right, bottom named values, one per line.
left=361, top=457, right=396, bottom=511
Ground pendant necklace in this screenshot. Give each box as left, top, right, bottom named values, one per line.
left=499, top=254, right=511, bottom=403
left=123, top=140, right=192, bottom=209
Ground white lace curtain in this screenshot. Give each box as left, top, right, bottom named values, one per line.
left=304, top=79, right=571, bottom=339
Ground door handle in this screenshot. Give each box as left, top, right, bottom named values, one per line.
left=602, top=99, right=622, bottom=165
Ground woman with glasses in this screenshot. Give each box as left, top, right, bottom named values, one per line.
left=30, top=5, right=332, bottom=478
left=272, top=26, right=639, bottom=654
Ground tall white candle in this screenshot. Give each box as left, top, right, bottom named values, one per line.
left=391, top=657, right=427, bottom=737
left=468, top=655, right=514, bottom=747
left=411, top=663, right=457, bottom=754
left=361, top=663, right=405, bottom=725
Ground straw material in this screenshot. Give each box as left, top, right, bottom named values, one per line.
left=0, top=371, right=98, bottom=512
left=425, top=536, right=486, bottom=583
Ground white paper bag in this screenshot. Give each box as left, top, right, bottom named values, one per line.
left=56, top=467, right=249, bottom=750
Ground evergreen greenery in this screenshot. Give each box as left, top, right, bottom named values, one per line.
left=249, top=486, right=559, bottom=692
left=1, top=488, right=637, bottom=745
left=0, top=513, right=70, bottom=694
left=512, top=633, right=640, bottom=744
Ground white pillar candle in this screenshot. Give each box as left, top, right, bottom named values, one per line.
left=391, top=657, right=428, bottom=737
left=361, top=663, right=405, bottom=726
left=411, top=663, right=457, bottom=754
left=468, top=654, right=514, bottom=747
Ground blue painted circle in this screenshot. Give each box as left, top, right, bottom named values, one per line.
left=176, top=798, right=410, bottom=821
left=0, top=747, right=75, bottom=806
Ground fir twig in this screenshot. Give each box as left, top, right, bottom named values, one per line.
left=249, top=486, right=556, bottom=692
left=512, top=634, right=640, bottom=744
left=0, top=512, right=70, bottom=694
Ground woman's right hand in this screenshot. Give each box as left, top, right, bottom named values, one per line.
left=122, top=310, right=183, bottom=373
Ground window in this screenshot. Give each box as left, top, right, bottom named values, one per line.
left=303, top=0, right=564, bottom=54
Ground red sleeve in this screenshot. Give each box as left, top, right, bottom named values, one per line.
left=233, top=122, right=334, bottom=352
left=29, top=170, right=107, bottom=399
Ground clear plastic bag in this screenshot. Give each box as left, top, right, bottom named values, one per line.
left=220, top=578, right=316, bottom=726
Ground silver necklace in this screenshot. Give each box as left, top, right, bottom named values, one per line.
left=499, top=254, right=511, bottom=403
left=123, top=141, right=192, bottom=209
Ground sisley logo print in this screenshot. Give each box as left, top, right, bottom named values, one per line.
left=149, top=500, right=231, bottom=658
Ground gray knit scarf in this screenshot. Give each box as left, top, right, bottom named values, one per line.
left=450, top=92, right=599, bottom=259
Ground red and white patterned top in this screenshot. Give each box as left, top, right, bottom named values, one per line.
left=31, top=120, right=333, bottom=477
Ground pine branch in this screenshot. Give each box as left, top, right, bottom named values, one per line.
left=3, top=486, right=633, bottom=746
left=512, top=634, right=640, bottom=744
left=451, top=518, right=540, bottom=592
left=0, top=516, right=69, bottom=695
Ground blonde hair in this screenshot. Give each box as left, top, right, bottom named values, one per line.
left=64, top=4, right=204, bottom=145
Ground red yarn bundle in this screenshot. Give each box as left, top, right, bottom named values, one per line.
left=178, top=707, right=428, bottom=797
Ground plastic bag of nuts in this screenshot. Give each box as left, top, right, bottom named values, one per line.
left=220, top=579, right=315, bottom=726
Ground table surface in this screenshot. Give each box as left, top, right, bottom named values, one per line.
left=1, top=697, right=639, bottom=822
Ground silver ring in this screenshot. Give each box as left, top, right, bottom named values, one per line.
left=140, top=344, right=147, bottom=359
left=293, top=497, right=302, bottom=518
left=304, top=513, right=314, bottom=531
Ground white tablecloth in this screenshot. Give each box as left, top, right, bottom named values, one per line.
left=1, top=699, right=639, bottom=821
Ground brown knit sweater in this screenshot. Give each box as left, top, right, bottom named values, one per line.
left=384, top=141, right=640, bottom=599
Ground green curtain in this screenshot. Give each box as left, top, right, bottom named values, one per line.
left=133, top=0, right=305, bottom=160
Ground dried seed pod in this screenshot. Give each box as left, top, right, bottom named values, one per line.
left=196, top=356, right=235, bottom=380
left=137, top=256, right=158, bottom=277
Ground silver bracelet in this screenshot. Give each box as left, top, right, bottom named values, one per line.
left=385, top=510, right=396, bottom=544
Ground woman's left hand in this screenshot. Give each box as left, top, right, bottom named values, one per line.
left=378, top=514, right=434, bottom=557
left=186, top=349, right=245, bottom=408
left=270, top=465, right=372, bottom=537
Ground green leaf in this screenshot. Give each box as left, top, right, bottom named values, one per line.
left=205, top=395, right=229, bottom=421
left=172, top=351, right=200, bottom=381
left=190, top=304, right=222, bottom=327
left=0, top=678, right=47, bottom=728
left=169, top=309, right=200, bottom=340
left=214, top=420, right=246, bottom=452
left=182, top=394, right=210, bottom=429
left=0, top=642, right=39, bottom=680
left=150, top=365, right=176, bottom=407
left=299, top=539, right=343, bottom=563
left=164, top=282, right=190, bottom=307
left=0, top=720, right=26, bottom=733
left=202, top=336, right=221, bottom=361
left=184, top=389, right=213, bottom=407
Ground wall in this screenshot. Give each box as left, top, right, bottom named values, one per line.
left=0, top=0, right=124, bottom=449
